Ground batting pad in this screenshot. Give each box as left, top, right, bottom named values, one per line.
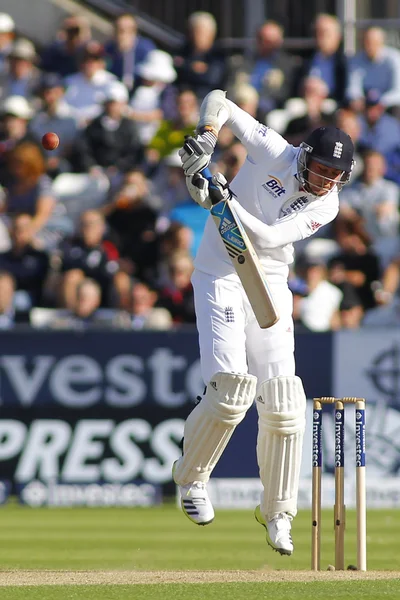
left=173, top=372, right=257, bottom=486
left=256, top=376, right=306, bottom=520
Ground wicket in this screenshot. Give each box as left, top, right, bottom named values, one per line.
left=311, top=397, right=366, bottom=571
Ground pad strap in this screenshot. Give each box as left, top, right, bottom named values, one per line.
left=173, top=371, right=257, bottom=485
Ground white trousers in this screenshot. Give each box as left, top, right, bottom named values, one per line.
left=192, top=269, right=295, bottom=385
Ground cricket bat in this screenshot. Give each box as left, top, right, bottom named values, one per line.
left=203, top=168, right=279, bottom=329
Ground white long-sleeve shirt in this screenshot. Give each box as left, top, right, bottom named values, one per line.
left=194, top=99, right=339, bottom=283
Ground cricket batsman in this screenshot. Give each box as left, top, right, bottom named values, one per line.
left=173, top=89, right=354, bottom=555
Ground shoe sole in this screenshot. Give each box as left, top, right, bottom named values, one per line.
left=180, top=499, right=214, bottom=526
left=254, top=509, right=293, bottom=556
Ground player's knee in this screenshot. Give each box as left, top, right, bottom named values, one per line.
left=256, top=375, right=306, bottom=434
left=202, top=371, right=257, bottom=425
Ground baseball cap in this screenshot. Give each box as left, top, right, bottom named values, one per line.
left=0, top=13, right=15, bottom=33
left=40, top=72, right=65, bottom=90
left=365, top=88, right=382, bottom=106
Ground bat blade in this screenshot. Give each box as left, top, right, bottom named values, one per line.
left=211, top=199, right=279, bottom=329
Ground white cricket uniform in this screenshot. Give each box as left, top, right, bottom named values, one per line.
left=193, top=101, right=339, bottom=385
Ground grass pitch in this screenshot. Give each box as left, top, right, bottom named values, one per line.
left=0, top=504, right=399, bottom=598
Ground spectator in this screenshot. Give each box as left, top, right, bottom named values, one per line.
left=103, top=168, right=159, bottom=283
left=214, top=84, right=260, bottom=152
left=374, top=254, right=400, bottom=305
left=64, top=41, right=117, bottom=126
left=383, top=145, right=400, bottom=187
left=347, top=27, right=400, bottom=112
left=339, top=150, right=399, bottom=265
left=284, top=76, right=334, bottom=145
left=168, top=197, right=209, bottom=260
left=363, top=295, right=400, bottom=326
left=327, top=261, right=364, bottom=329
left=232, top=83, right=260, bottom=118
left=155, top=221, right=193, bottom=287
left=40, top=15, right=91, bottom=77
left=357, top=88, right=400, bottom=157
left=153, top=149, right=189, bottom=216
left=293, top=257, right=343, bottom=331
left=129, top=49, right=177, bottom=145
left=364, top=255, right=400, bottom=325
left=329, top=217, right=381, bottom=312
left=0, top=95, right=40, bottom=178
left=334, top=108, right=363, bottom=179
left=147, top=88, right=198, bottom=164
left=29, top=73, right=79, bottom=177
left=0, top=39, right=40, bottom=102
left=216, top=141, right=247, bottom=182
left=0, top=270, right=16, bottom=328
left=0, top=13, right=15, bottom=74
left=228, top=21, right=296, bottom=116
left=127, top=280, right=172, bottom=330
left=104, top=13, right=155, bottom=92
left=58, top=209, right=119, bottom=309
left=72, top=81, right=142, bottom=178
left=159, top=250, right=196, bottom=324
left=43, top=278, right=125, bottom=329
left=0, top=213, right=49, bottom=308
left=301, top=14, right=347, bottom=104
left=173, top=12, right=225, bottom=100
left=1, top=142, right=56, bottom=236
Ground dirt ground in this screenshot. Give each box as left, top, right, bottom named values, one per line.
left=0, top=570, right=399, bottom=586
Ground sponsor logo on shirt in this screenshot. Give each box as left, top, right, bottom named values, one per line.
left=310, top=220, right=322, bottom=232
left=262, top=175, right=286, bottom=198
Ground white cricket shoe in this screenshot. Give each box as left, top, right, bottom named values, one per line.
left=255, top=505, right=294, bottom=556
left=173, top=462, right=215, bottom=525
left=177, top=481, right=215, bottom=526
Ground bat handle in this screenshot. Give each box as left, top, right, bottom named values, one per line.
left=201, top=167, right=225, bottom=205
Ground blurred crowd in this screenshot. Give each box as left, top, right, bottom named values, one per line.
left=0, top=10, right=399, bottom=332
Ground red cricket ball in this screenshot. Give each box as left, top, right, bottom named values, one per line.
left=42, top=132, right=60, bottom=151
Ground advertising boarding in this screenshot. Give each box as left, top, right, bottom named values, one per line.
left=0, top=329, right=398, bottom=508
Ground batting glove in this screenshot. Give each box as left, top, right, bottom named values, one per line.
left=186, top=172, right=231, bottom=210
left=179, top=129, right=218, bottom=176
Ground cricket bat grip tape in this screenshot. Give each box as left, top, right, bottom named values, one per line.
left=201, top=167, right=225, bottom=205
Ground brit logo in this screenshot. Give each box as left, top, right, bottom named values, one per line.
left=333, top=141, right=343, bottom=158
left=262, top=175, right=286, bottom=198
left=224, top=307, right=235, bottom=323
